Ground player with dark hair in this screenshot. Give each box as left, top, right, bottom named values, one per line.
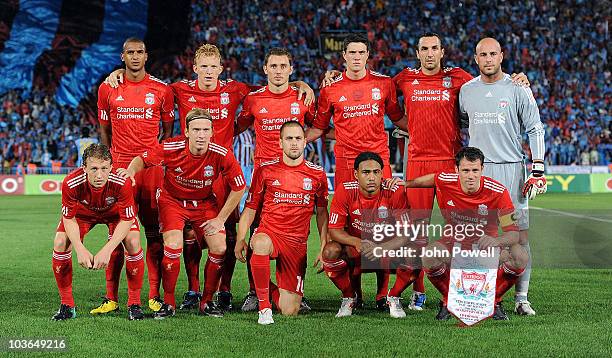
left=235, top=47, right=316, bottom=311
left=96, top=37, right=174, bottom=315
left=52, top=143, right=144, bottom=321
left=235, top=121, right=329, bottom=325
left=307, top=33, right=404, bottom=308
left=403, top=146, right=528, bottom=320
left=119, top=108, right=246, bottom=319
left=324, top=151, right=413, bottom=318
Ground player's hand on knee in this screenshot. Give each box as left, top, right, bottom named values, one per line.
left=93, top=248, right=112, bottom=270
left=201, top=217, right=224, bottom=236
left=104, top=68, right=125, bottom=88
left=522, top=161, right=547, bottom=199
left=235, top=239, right=248, bottom=263
left=76, top=248, right=94, bottom=269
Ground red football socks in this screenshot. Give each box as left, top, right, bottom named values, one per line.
left=250, top=254, right=271, bottom=310
left=161, top=246, right=182, bottom=307
left=125, top=249, right=144, bottom=306
left=323, top=258, right=353, bottom=298
left=52, top=250, right=74, bottom=307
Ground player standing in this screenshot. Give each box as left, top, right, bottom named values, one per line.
left=459, top=37, right=546, bottom=316
left=324, top=152, right=415, bottom=318
left=51, top=144, right=144, bottom=321
left=120, top=109, right=245, bottom=318
left=97, top=37, right=174, bottom=314
left=235, top=121, right=328, bottom=325
left=307, top=33, right=403, bottom=308
left=404, top=147, right=528, bottom=320
left=235, top=47, right=316, bottom=311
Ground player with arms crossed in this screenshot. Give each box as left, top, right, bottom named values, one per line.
left=404, top=147, right=528, bottom=320
left=307, top=33, right=404, bottom=308
left=235, top=121, right=329, bottom=325
left=119, top=109, right=245, bottom=319
left=97, top=37, right=174, bottom=314
left=235, top=47, right=316, bottom=311
left=459, top=37, right=546, bottom=316
left=52, top=144, right=144, bottom=321
left=325, top=151, right=416, bottom=318
left=391, top=33, right=530, bottom=310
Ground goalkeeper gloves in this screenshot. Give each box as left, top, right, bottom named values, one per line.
left=522, top=160, right=547, bottom=199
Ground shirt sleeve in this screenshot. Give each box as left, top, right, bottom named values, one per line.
left=61, top=177, right=79, bottom=219
left=385, top=78, right=403, bottom=122
left=140, top=144, right=164, bottom=168
left=160, top=86, right=175, bottom=123
left=498, top=189, right=519, bottom=232
left=236, top=95, right=255, bottom=130
left=117, top=180, right=136, bottom=221
left=245, top=167, right=265, bottom=210
left=328, top=185, right=348, bottom=229
left=313, top=87, right=333, bottom=130
left=97, top=84, right=110, bottom=126
left=458, top=85, right=470, bottom=129
left=517, top=86, right=545, bottom=162
left=221, top=150, right=246, bottom=191
left=315, top=170, right=329, bottom=207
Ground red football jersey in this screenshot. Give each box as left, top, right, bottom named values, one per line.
left=246, top=158, right=328, bottom=243
left=393, top=67, right=473, bottom=161
left=97, top=74, right=175, bottom=164
left=434, top=172, right=518, bottom=243
left=314, top=70, right=403, bottom=166
left=141, top=137, right=245, bottom=200
left=61, top=167, right=136, bottom=221
left=170, top=79, right=251, bottom=149
left=329, top=181, right=409, bottom=239
left=236, top=86, right=315, bottom=161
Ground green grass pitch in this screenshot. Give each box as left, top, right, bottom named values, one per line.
left=0, top=193, right=610, bottom=356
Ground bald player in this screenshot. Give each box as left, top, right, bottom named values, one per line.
left=459, top=37, right=546, bottom=316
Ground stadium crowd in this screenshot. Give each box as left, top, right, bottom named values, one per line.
left=1, top=0, right=609, bottom=173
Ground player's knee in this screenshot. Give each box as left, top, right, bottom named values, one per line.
left=163, top=230, right=183, bottom=249
left=206, top=235, right=227, bottom=255
left=53, top=232, right=70, bottom=251
left=511, top=244, right=529, bottom=269
left=250, top=234, right=272, bottom=254
left=519, top=230, right=529, bottom=245
left=322, top=242, right=342, bottom=260
left=280, top=303, right=300, bottom=316
left=123, top=231, right=142, bottom=254
left=183, top=227, right=197, bottom=241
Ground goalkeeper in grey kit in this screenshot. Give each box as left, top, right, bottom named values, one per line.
left=459, top=37, right=546, bottom=317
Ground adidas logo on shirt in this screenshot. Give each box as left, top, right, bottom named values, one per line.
left=175, top=167, right=183, bottom=173
left=259, top=107, right=268, bottom=114
left=188, top=96, right=196, bottom=103
left=272, top=179, right=281, bottom=186
left=352, top=209, right=361, bottom=215
left=485, top=91, right=493, bottom=97
left=339, top=96, right=347, bottom=102
left=412, top=79, right=419, bottom=85
left=447, top=200, right=455, bottom=206
left=116, top=95, right=124, bottom=101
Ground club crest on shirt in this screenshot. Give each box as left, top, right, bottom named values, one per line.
left=291, top=102, right=300, bottom=115
left=371, top=88, right=381, bottom=100
left=145, top=93, right=155, bottom=105
left=105, top=197, right=116, bottom=206
left=498, top=98, right=510, bottom=109
left=220, top=92, right=230, bottom=105
left=442, top=76, right=452, bottom=88
left=478, top=204, right=488, bottom=216
left=204, top=165, right=214, bottom=177
left=378, top=206, right=388, bottom=219
left=303, top=178, right=312, bottom=190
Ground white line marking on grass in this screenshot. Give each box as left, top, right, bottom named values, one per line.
left=531, top=206, right=612, bottom=224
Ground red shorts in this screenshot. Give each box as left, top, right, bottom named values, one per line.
left=335, top=157, right=392, bottom=189
left=212, top=173, right=240, bottom=225
left=157, top=190, right=225, bottom=241
left=115, top=161, right=163, bottom=228
left=56, top=215, right=140, bottom=240
left=405, top=160, right=455, bottom=221
left=252, top=226, right=307, bottom=296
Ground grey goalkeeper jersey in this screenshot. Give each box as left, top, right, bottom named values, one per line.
left=459, top=74, right=545, bottom=163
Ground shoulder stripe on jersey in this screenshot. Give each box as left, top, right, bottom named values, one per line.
left=483, top=181, right=506, bottom=192
left=66, top=173, right=86, bottom=186
left=329, top=213, right=339, bottom=225
left=67, top=177, right=87, bottom=189
left=382, top=182, right=399, bottom=192
left=108, top=179, right=126, bottom=187
left=483, top=178, right=506, bottom=189
left=483, top=183, right=505, bottom=193
left=463, top=76, right=481, bottom=86
left=208, top=143, right=228, bottom=156
left=327, top=74, right=343, bottom=86
left=370, top=70, right=389, bottom=78
left=108, top=174, right=126, bottom=183
left=261, top=158, right=280, bottom=167
left=438, top=173, right=458, bottom=178
left=233, top=175, right=245, bottom=187
left=108, top=176, right=126, bottom=185
left=248, top=87, right=266, bottom=96
left=305, top=161, right=323, bottom=171
left=443, top=66, right=458, bottom=73
left=226, top=79, right=234, bottom=83
left=164, top=145, right=186, bottom=151
left=148, top=75, right=168, bottom=86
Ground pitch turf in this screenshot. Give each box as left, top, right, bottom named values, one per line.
left=0, top=193, right=610, bottom=356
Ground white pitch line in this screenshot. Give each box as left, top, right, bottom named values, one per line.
left=531, top=206, right=612, bottom=224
